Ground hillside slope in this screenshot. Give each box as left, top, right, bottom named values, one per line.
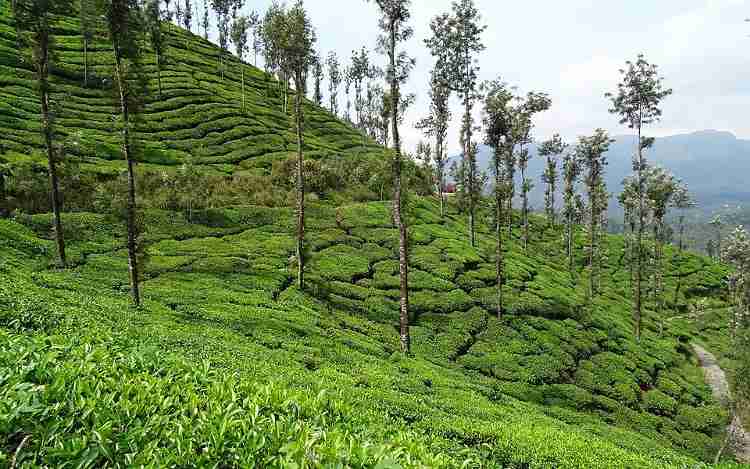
left=0, top=2, right=380, bottom=177
left=0, top=197, right=741, bottom=467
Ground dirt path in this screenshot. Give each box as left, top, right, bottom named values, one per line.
left=693, top=344, right=750, bottom=463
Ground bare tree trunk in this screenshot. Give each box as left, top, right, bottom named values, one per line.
left=436, top=133, right=445, bottom=218
left=241, top=66, right=245, bottom=111
left=465, top=95, right=475, bottom=248
left=567, top=208, right=574, bottom=276
left=295, top=72, right=305, bottom=289
left=39, top=31, right=66, bottom=267
left=674, top=215, right=685, bottom=304
left=589, top=203, right=597, bottom=299
left=389, top=20, right=409, bottom=354
left=634, top=123, right=644, bottom=341
left=0, top=170, right=6, bottom=217
left=521, top=161, right=529, bottom=252
left=495, top=150, right=504, bottom=319
left=83, top=36, right=88, bottom=87
left=155, top=50, right=162, bottom=100
left=114, top=44, right=141, bottom=307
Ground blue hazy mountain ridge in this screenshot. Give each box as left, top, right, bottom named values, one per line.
left=450, top=130, right=750, bottom=214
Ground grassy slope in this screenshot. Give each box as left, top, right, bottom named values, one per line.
left=0, top=197, right=741, bottom=468
left=0, top=3, right=742, bottom=467
left=0, top=2, right=381, bottom=177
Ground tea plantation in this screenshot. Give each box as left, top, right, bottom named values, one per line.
left=0, top=1, right=382, bottom=178
left=0, top=197, right=742, bottom=468
left=0, top=1, right=746, bottom=466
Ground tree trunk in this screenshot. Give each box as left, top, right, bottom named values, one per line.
left=567, top=207, right=574, bottom=276
left=83, top=36, right=88, bottom=87
left=634, top=124, right=644, bottom=341
left=389, top=19, right=409, bottom=355
left=465, top=94, right=475, bottom=248
left=0, top=171, right=6, bottom=218
left=241, top=66, right=245, bottom=112
left=155, top=50, right=162, bottom=100
left=589, top=201, right=597, bottom=299
left=295, top=71, right=305, bottom=290
left=39, top=31, right=66, bottom=267
left=495, top=150, right=504, bottom=319
left=114, top=44, right=141, bottom=307
left=521, top=161, right=529, bottom=252
left=436, top=133, right=444, bottom=218
left=674, top=215, right=685, bottom=304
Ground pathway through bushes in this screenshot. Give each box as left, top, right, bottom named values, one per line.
left=693, top=344, right=750, bottom=463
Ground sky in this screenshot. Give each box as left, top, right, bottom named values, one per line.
left=200, top=0, right=750, bottom=155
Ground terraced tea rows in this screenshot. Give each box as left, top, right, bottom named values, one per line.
left=0, top=197, right=739, bottom=466
left=0, top=3, right=381, bottom=176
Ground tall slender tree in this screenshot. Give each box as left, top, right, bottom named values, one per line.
left=230, top=14, right=249, bottom=110
left=369, top=0, right=415, bottom=354
left=278, top=0, right=316, bottom=289
left=144, top=0, right=166, bottom=100
left=98, top=0, right=144, bottom=306
left=426, top=0, right=485, bottom=247
left=672, top=182, right=694, bottom=303
left=645, top=166, right=678, bottom=316
left=415, top=70, right=450, bottom=218
left=201, top=0, right=209, bottom=40
left=562, top=151, right=582, bottom=277
left=516, top=92, right=551, bottom=251
left=607, top=54, right=672, bottom=341
left=326, top=51, right=341, bottom=116
left=15, top=0, right=74, bottom=267
left=710, top=215, right=724, bottom=260
left=248, top=10, right=261, bottom=66
left=482, top=79, right=514, bottom=318
left=576, top=129, right=613, bottom=299
left=182, top=0, right=193, bottom=31
left=538, top=134, right=566, bottom=226
left=311, top=50, right=323, bottom=105
left=211, top=0, right=232, bottom=80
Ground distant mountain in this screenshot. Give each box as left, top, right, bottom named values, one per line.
left=450, top=130, right=750, bottom=215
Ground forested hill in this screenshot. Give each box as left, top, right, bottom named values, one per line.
left=0, top=1, right=381, bottom=176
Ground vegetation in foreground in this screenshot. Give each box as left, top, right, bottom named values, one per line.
left=0, top=198, right=742, bottom=467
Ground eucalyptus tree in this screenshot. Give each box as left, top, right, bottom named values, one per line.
left=14, top=0, right=74, bottom=267
left=482, top=78, right=514, bottom=318
left=645, top=165, right=678, bottom=316
left=311, top=51, right=324, bottom=105
left=261, top=1, right=287, bottom=109
left=724, top=227, right=750, bottom=335
left=415, top=70, right=450, bottom=217
left=516, top=92, right=551, bottom=251
left=248, top=11, right=261, bottom=66
left=144, top=0, right=166, bottom=99
left=201, top=0, right=209, bottom=39
left=672, top=182, right=694, bottom=303
left=182, top=0, right=193, bottom=31
left=426, top=0, right=485, bottom=247
left=343, top=64, right=353, bottom=122
left=576, top=129, right=613, bottom=298
left=278, top=0, right=317, bottom=289
left=98, top=0, right=145, bottom=306
left=326, top=51, right=341, bottom=115
left=710, top=215, right=723, bottom=260
left=350, top=47, right=371, bottom=129
left=607, top=54, right=672, bottom=341
left=211, top=0, right=232, bottom=79
left=538, top=134, right=566, bottom=226
left=230, top=14, right=249, bottom=110
left=80, top=0, right=95, bottom=87
left=368, top=0, right=415, bottom=354
left=562, top=152, right=582, bottom=277
left=619, top=175, right=639, bottom=292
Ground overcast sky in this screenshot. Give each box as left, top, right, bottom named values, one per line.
left=206, top=0, right=750, bottom=155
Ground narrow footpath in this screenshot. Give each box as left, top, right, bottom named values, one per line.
left=693, top=344, right=750, bottom=463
